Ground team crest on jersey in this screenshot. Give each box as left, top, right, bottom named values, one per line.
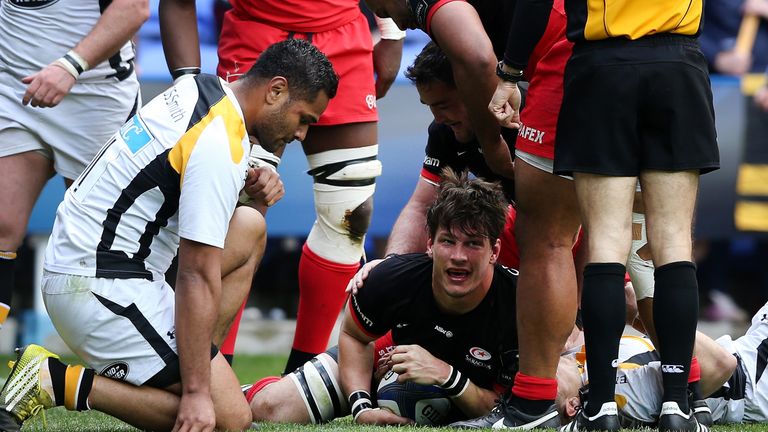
left=100, top=362, right=129, bottom=381
left=8, top=0, right=61, bottom=9
left=470, top=347, right=492, bottom=361
left=120, top=115, right=154, bottom=154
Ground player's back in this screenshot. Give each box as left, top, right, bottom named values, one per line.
left=44, top=75, right=249, bottom=282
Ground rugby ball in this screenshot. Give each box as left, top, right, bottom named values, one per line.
left=376, top=370, right=453, bottom=425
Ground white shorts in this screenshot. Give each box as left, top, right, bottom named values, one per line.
left=0, top=70, right=140, bottom=180
left=515, top=149, right=573, bottom=180
left=42, top=271, right=186, bottom=387
left=628, top=212, right=654, bottom=300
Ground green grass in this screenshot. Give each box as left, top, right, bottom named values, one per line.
left=2, top=354, right=768, bottom=431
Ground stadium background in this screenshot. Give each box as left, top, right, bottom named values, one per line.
left=2, top=0, right=767, bottom=356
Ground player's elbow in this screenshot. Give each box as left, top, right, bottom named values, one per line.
left=121, top=0, right=150, bottom=25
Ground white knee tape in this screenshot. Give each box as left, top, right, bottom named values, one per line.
left=305, top=146, right=382, bottom=263
left=289, top=350, right=347, bottom=423
left=627, top=212, right=655, bottom=300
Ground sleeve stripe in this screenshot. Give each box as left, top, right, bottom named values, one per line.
left=420, top=169, right=441, bottom=185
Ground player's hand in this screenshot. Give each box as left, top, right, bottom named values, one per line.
left=389, top=344, right=451, bottom=386
left=244, top=166, right=284, bottom=208
left=745, top=0, right=768, bottom=19
left=488, top=81, right=521, bottom=129
left=755, top=85, right=768, bottom=112
left=714, top=50, right=752, bottom=76
left=374, top=350, right=394, bottom=381
left=172, top=392, right=216, bottom=432
left=373, top=39, right=404, bottom=99
left=356, top=407, right=414, bottom=425
left=21, top=64, right=77, bottom=108
left=345, top=258, right=385, bottom=295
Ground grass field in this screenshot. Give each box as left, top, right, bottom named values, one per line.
left=2, top=354, right=767, bottom=431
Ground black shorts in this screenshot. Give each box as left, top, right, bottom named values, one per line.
left=553, top=34, right=720, bottom=176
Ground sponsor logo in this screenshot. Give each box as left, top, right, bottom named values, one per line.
left=464, top=355, right=492, bottom=370
left=352, top=295, right=373, bottom=327
left=100, top=362, right=129, bottom=381
left=407, top=0, right=429, bottom=28
left=518, top=124, right=545, bottom=144
left=167, top=330, right=175, bottom=340
left=611, top=359, right=619, bottom=368
left=365, top=94, right=377, bottom=110
left=470, top=347, right=492, bottom=361
left=396, top=323, right=410, bottom=328
left=423, top=156, right=440, bottom=167
left=120, top=115, right=154, bottom=154
left=661, top=364, right=685, bottom=373
left=456, top=151, right=467, bottom=156
left=164, top=87, right=185, bottom=123
left=8, top=0, right=61, bottom=9
left=616, top=375, right=627, bottom=384
left=434, top=325, right=453, bottom=338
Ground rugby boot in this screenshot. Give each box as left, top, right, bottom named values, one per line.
left=690, top=399, right=713, bottom=427
left=559, top=401, right=620, bottom=431
left=0, top=345, right=58, bottom=431
left=450, top=394, right=560, bottom=429
left=658, top=401, right=709, bottom=432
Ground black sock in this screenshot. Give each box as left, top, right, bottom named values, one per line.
left=654, top=261, right=698, bottom=413
left=0, top=255, right=15, bottom=327
left=688, top=381, right=702, bottom=401
left=283, top=348, right=317, bottom=375
left=508, top=394, right=555, bottom=415
left=48, top=357, right=95, bottom=411
left=581, top=263, right=626, bottom=417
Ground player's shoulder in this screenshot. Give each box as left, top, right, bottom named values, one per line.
left=370, top=253, right=432, bottom=282
left=493, top=263, right=519, bottom=285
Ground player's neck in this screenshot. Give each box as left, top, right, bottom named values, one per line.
left=433, top=267, right=494, bottom=315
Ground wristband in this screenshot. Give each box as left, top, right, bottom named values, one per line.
left=440, top=366, right=470, bottom=398
left=55, top=58, right=80, bottom=79
left=348, top=390, right=374, bottom=421
left=171, top=67, right=201, bottom=83
left=374, top=15, right=407, bottom=40
left=66, top=50, right=89, bottom=72
left=496, top=61, right=524, bottom=84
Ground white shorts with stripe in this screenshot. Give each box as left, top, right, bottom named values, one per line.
left=42, top=271, right=180, bottom=387
left=0, top=69, right=140, bottom=180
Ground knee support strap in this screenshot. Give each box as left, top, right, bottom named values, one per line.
left=288, top=347, right=348, bottom=423
left=305, top=146, right=382, bottom=263
left=627, top=212, right=655, bottom=300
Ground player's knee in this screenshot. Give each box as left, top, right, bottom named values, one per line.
left=0, top=215, right=27, bottom=251
left=217, top=401, right=253, bottom=431
left=342, top=196, right=373, bottom=239
left=250, top=392, right=282, bottom=422
left=228, top=206, right=267, bottom=268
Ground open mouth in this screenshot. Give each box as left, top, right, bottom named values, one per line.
left=447, top=269, right=470, bottom=281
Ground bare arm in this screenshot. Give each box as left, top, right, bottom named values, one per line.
left=339, top=314, right=412, bottom=425
left=173, top=238, right=222, bottom=431
left=21, top=0, right=149, bottom=107
left=388, top=344, right=497, bottom=417
left=159, top=0, right=202, bottom=74
left=385, top=178, right=439, bottom=254
left=429, top=3, right=514, bottom=179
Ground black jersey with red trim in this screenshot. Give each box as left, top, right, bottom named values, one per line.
left=348, top=253, right=520, bottom=391
left=421, top=122, right=517, bottom=202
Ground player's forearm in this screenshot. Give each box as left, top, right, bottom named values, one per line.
left=72, top=0, right=149, bottom=68
left=175, top=264, right=221, bottom=395
left=385, top=205, right=429, bottom=254
left=451, top=383, right=498, bottom=417
left=159, top=0, right=202, bottom=72
left=339, top=328, right=376, bottom=397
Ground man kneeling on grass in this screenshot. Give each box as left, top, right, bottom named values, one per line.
left=0, top=39, right=337, bottom=432
left=242, top=169, right=521, bottom=426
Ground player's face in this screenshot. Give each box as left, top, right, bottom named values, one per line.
left=556, top=355, right=582, bottom=422
left=417, top=81, right=474, bottom=143
left=253, top=92, right=329, bottom=153
left=428, top=226, right=500, bottom=305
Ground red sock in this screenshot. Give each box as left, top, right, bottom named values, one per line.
left=293, top=244, right=359, bottom=354
left=246, top=376, right=281, bottom=402
left=498, top=206, right=520, bottom=269
left=221, top=300, right=247, bottom=358
left=689, top=356, right=701, bottom=384
left=511, top=372, right=558, bottom=401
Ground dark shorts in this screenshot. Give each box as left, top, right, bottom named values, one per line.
left=553, top=35, right=719, bottom=176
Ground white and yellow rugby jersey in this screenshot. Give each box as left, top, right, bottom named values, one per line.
left=576, top=335, right=664, bottom=425
left=0, top=0, right=134, bottom=81
left=44, top=74, right=249, bottom=281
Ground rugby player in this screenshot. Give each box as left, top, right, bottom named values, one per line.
left=0, top=40, right=337, bottom=432
left=243, top=170, right=521, bottom=426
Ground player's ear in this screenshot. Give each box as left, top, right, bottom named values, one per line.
left=489, top=238, right=501, bottom=264
left=426, top=237, right=434, bottom=257
left=566, top=396, right=580, bottom=418
left=266, top=76, right=288, bottom=105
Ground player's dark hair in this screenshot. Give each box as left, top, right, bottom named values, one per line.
left=405, top=42, right=455, bottom=87
left=426, top=168, right=507, bottom=243
left=242, top=39, right=339, bottom=102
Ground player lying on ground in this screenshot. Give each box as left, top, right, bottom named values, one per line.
left=0, top=40, right=337, bottom=432
left=243, top=169, right=522, bottom=426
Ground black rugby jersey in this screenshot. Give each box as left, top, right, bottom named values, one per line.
left=348, top=253, right=520, bottom=390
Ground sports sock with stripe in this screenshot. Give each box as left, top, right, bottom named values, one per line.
left=47, top=358, right=94, bottom=411
left=654, top=261, right=699, bottom=413
left=0, top=251, right=16, bottom=329
left=509, top=372, right=557, bottom=414
left=581, top=262, right=626, bottom=417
